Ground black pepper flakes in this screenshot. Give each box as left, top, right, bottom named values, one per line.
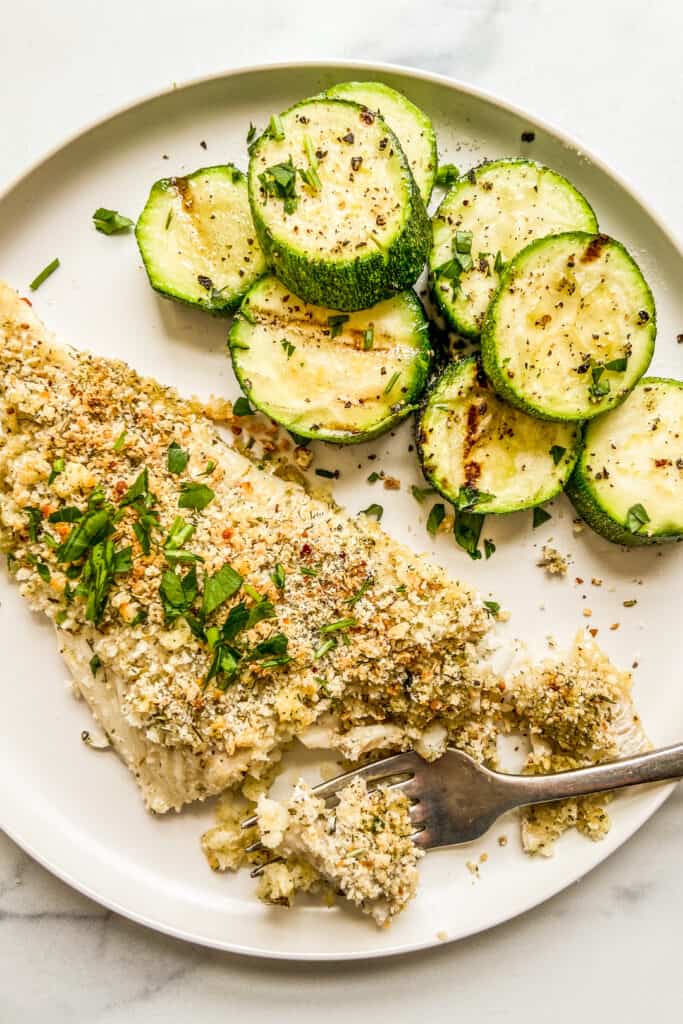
left=521, top=131, right=536, bottom=143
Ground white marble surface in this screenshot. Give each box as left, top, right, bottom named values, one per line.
left=1, top=0, right=682, bottom=1018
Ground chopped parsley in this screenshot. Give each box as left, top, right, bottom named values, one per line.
left=367, top=472, right=381, bottom=483
left=24, top=506, right=43, bottom=542
left=178, top=481, right=215, bottom=511
left=605, top=356, right=628, bottom=372
left=484, top=538, right=496, bottom=559
left=454, top=510, right=484, bottom=560
left=269, top=113, right=285, bottom=141
left=300, top=566, right=319, bottom=577
left=434, top=164, right=460, bottom=187
left=300, top=136, right=322, bottom=192
left=625, top=502, right=650, bottom=534
left=455, top=230, right=473, bottom=254
left=319, top=617, right=357, bottom=635
left=359, top=503, right=383, bottom=521
left=281, top=339, right=296, bottom=359
left=532, top=507, right=552, bottom=528
left=113, top=430, right=127, bottom=452
left=589, top=363, right=611, bottom=400
left=159, top=565, right=199, bottom=624
left=327, top=314, right=349, bottom=338
left=383, top=371, right=401, bottom=396
left=232, top=396, right=254, bottom=417
left=315, top=468, right=338, bottom=479
left=411, top=484, right=436, bottom=503
left=494, top=250, right=504, bottom=273
left=313, top=638, right=337, bottom=660
left=549, top=445, right=566, bottom=466
left=48, top=458, right=65, bottom=485
left=456, top=485, right=493, bottom=511
left=89, top=654, right=102, bottom=676
left=259, top=157, right=298, bottom=214
left=202, top=563, right=243, bottom=618
left=483, top=600, right=500, bottom=616
left=346, top=577, right=373, bottom=607
left=246, top=122, right=257, bottom=145
left=29, top=258, right=60, bottom=291
left=363, top=327, right=374, bottom=350
left=271, top=563, right=286, bottom=589
left=73, top=537, right=133, bottom=624
left=167, top=442, right=189, bottom=474
left=163, top=516, right=200, bottom=564
left=93, top=208, right=134, bottom=235
left=426, top=503, right=446, bottom=536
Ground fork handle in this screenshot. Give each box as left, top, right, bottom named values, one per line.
left=502, top=743, right=683, bottom=809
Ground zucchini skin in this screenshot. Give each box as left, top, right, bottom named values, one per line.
left=135, top=165, right=263, bottom=316
left=566, top=377, right=683, bottom=545
left=324, top=80, right=438, bottom=204
left=248, top=98, right=431, bottom=312
left=430, top=159, right=598, bottom=339
left=228, top=280, right=432, bottom=445
left=481, top=232, right=656, bottom=422
left=416, top=355, right=581, bottom=514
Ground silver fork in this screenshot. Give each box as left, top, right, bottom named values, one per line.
left=242, top=744, right=683, bottom=871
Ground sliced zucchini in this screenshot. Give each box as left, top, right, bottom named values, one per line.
left=135, top=165, right=266, bottom=315
left=247, top=98, right=431, bottom=312
left=417, top=356, right=581, bottom=513
left=430, top=160, right=598, bottom=338
left=325, top=81, right=437, bottom=205
left=566, top=377, right=683, bottom=545
left=228, top=275, right=432, bottom=444
left=481, top=232, right=656, bottom=421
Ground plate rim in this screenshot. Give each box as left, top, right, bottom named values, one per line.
left=0, top=59, right=680, bottom=962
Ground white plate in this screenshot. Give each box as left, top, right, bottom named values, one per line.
left=1, top=61, right=682, bottom=961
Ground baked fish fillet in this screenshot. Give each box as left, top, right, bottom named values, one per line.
left=0, top=282, right=492, bottom=813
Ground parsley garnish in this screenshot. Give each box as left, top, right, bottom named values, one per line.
left=434, top=164, right=460, bottom=187
left=269, top=114, right=285, bottom=140
left=301, top=136, right=322, bottom=192
left=549, top=445, right=566, bottom=466
left=93, top=208, right=134, bottom=235
left=30, top=258, right=60, bottom=291
left=200, top=460, right=216, bottom=476
left=494, top=251, right=504, bottom=273
left=359, top=503, right=383, bottom=521
left=346, top=577, right=373, bottom=607
left=247, top=122, right=257, bottom=145
left=427, top=503, right=446, bottom=535
left=605, top=356, right=628, bottom=372
left=484, top=538, right=496, bottom=559
left=232, top=396, right=253, bottom=417
left=319, top=617, right=357, bottom=635
left=383, top=371, right=400, bottom=396
left=202, top=564, right=243, bottom=618
left=281, top=339, right=296, bottom=359
left=113, top=431, right=127, bottom=452
left=259, top=157, right=298, bottom=214
left=300, top=566, right=320, bottom=577
left=626, top=503, right=650, bottom=534
left=162, top=516, right=200, bottom=564
left=455, top=230, right=473, bottom=254
left=89, top=654, right=102, bottom=676
left=56, top=508, right=113, bottom=563
left=454, top=510, right=484, bottom=560
left=456, top=486, right=494, bottom=511
left=315, top=468, right=338, bottom=479
left=74, top=538, right=133, bottom=624
left=313, top=638, right=337, bottom=660
left=167, top=442, right=189, bottom=474
left=483, top=600, right=500, bottom=616
left=327, top=314, right=349, bottom=339
left=271, top=563, right=286, bottom=589
left=119, top=468, right=150, bottom=508
left=159, top=565, right=199, bottom=624
left=363, top=327, right=374, bottom=350
left=178, top=481, right=215, bottom=511
left=532, top=507, right=552, bottom=528
left=24, top=506, right=43, bottom=542
left=411, top=485, right=436, bottom=503
left=367, top=472, right=381, bottom=483
left=48, top=458, right=65, bottom=485
left=589, top=364, right=611, bottom=400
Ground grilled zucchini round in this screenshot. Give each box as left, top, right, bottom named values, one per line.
left=247, top=98, right=431, bottom=312
left=417, top=356, right=581, bottom=513
left=429, top=159, right=598, bottom=338
left=135, top=165, right=266, bottom=315
left=566, top=377, right=683, bottom=545
left=481, top=232, right=656, bottom=421
left=228, top=275, right=432, bottom=444
left=325, top=80, right=437, bottom=204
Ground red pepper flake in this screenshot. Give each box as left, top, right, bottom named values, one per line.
left=300, top=543, right=312, bottom=557
left=20, top=296, right=33, bottom=307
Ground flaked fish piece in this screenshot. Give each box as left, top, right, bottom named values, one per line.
left=0, top=282, right=491, bottom=812
left=256, top=777, right=421, bottom=925
left=507, top=631, right=649, bottom=856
